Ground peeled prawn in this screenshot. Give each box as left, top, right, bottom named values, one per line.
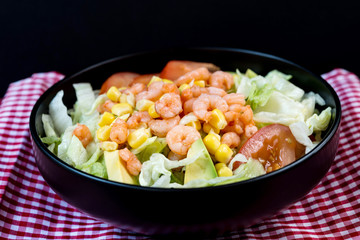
left=148, top=115, right=180, bottom=137
left=155, top=93, right=183, bottom=119
left=209, top=71, right=234, bottom=90
left=175, top=67, right=211, bottom=86
left=109, top=118, right=128, bottom=144
left=135, top=81, right=164, bottom=102
left=73, top=123, right=92, bottom=148
left=97, top=100, right=115, bottom=113
left=192, top=94, right=228, bottom=122
left=126, top=111, right=152, bottom=129
left=118, top=148, right=142, bottom=176
left=166, top=125, right=201, bottom=155
left=244, top=124, right=258, bottom=138
left=124, top=83, right=146, bottom=95
left=183, top=98, right=196, bottom=115
left=221, top=132, right=241, bottom=148
left=168, top=151, right=186, bottom=161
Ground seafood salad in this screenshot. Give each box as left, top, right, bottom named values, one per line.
left=41, top=61, right=332, bottom=188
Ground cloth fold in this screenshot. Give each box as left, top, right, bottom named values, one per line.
left=0, top=69, right=359, bottom=239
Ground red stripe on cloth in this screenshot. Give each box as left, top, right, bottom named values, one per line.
left=0, top=70, right=359, bottom=239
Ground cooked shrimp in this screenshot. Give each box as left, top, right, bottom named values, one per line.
left=148, top=115, right=180, bottom=137
left=239, top=105, right=255, bottom=125
left=97, top=100, right=115, bottom=113
left=124, top=83, right=146, bottom=95
left=223, top=93, right=245, bottom=106
left=192, top=94, right=228, bottom=122
left=183, top=98, right=196, bottom=115
left=175, top=67, right=211, bottom=86
left=206, top=87, right=227, bottom=97
left=223, top=111, right=244, bottom=135
left=155, top=93, right=183, bottom=119
left=244, top=124, right=258, bottom=138
left=221, top=132, right=241, bottom=148
left=109, top=118, right=128, bottom=144
left=135, top=81, right=164, bottom=102
left=118, top=148, right=142, bottom=176
left=73, top=123, right=92, bottom=148
left=162, top=83, right=180, bottom=95
left=209, top=71, right=234, bottom=90
left=126, top=111, right=152, bottom=129
left=166, top=125, right=201, bottom=155
left=222, top=123, right=244, bottom=135
left=168, top=151, right=186, bottom=161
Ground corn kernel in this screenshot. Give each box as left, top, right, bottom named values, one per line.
left=218, top=166, right=233, bottom=177
left=179, top=83, right=190, bottom=93
left=96, top=125, right=111, bottom=141
left=215, top=144, right=233, bottom=164
left=203, top=122, right=220, bottom=134
left=118, top=113, right=130, bottom=121
left=162, top=79, right=173, bottom=84
left=106, top=86, right=121, bottom=102
left=203, top=133, right=221, bottom=155
left=98, top=112, right=115, bottom=127
left=215, top=162, right=227, bottom=171
left=186, top=120, right=201, bottom=131
left=147, top=76, right=163, bottom=86
left=111, top=103, right=133, bottom=116
left=148, top=104, right=160, bottom=118
left=194, top=80, right=205, bottom=88
left=127, top=128, right=151, bottom=149
left=136, top=99, right=154, bottom=111
left=100, top=141, right=118, bottom=151
left=209, top=109, right=227, bottom=130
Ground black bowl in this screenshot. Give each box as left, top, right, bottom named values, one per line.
left=29, top=48, right=341, bottom=236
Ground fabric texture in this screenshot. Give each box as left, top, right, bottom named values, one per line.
left=0, top=69, right=359, bottom=239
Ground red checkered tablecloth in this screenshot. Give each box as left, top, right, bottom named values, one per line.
left=0, top=69, right=359, bottom=239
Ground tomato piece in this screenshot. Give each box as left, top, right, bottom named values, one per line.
left=100, top=72, right=140, bottom=94
left=239, top=124, right=305, bottom=173
left=159, top=60, right=220, bottom=80
left=131, top=73, right=159, bottom=86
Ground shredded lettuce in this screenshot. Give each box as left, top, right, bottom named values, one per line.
left=73, top=83, right=96, bottom=113
left=49, top=90, right=73, bottom=135
left=77, top=147, right=103, bottom=170
left=40, top=136, right=61, bottom=145
left=306, top=107, right=332, bottom=132
left=67, top=135, right=88, bottom=166
left=131, top=136, right=157, bottom=155
left=136, top=137, right=167, bottom=163
left=253, top=91, right=310, bottom=125
left=57, top=126, right=76, bottom=166
left=42, top=114, right=58, bottom=137
left=139, top=151, right=202, bottom=187
left=84, top=94, right=107, bottom=115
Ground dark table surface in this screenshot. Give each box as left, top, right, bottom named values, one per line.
left=1, top=0, right=359, bottom=97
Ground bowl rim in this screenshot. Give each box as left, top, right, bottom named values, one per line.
left=29, top=47, right=342, bottom=192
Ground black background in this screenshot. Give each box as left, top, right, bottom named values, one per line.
left=1, top=0, right=359, bottom=97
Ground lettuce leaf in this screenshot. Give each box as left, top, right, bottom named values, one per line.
left=135, top=137, right=167, bottom=163
left=306, top=107, right=332, bottom=132
left=67, top=135, right=88, bottom=166
left=138, top=151, right=202, bottom=187
left=49, top=90, right=73, bottom=135
left=73, top=83, right=96, bottom=113
left=42, top=114, right=58, bottom=137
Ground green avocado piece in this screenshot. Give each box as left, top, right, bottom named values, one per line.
left=184, top=139, right=218, bottom=184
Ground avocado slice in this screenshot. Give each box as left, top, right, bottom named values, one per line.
left=104, top=150, right=137, bottom=185
left=184, top=139, right=218, bottom=184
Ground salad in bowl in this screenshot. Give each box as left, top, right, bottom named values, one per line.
left=40, top=60, right=332, bottom=188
